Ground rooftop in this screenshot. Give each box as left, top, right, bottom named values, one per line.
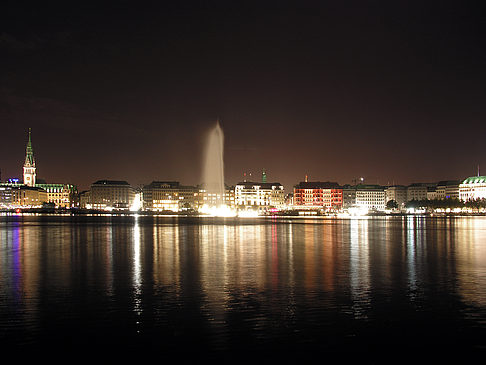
left=461, top=176, right=486, bottom=185
left=294, top=181, right=340, bottom=189
left=236, top=181, right=283, bottom=189
left=92, top=180, right=130, bottom=186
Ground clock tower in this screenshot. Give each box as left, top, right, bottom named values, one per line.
left=23, top=128, right=36, bottom=187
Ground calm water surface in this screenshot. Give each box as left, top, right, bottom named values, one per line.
left=1, top=214, right=486, bottom=360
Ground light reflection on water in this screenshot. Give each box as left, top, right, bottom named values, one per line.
left=1, top=214, right=486, bottom=358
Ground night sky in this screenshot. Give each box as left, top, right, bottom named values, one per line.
left=1, top=1, right=485, bottom=191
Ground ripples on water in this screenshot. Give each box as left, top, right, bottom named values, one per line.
left=1, top=214, right=486, bottom=360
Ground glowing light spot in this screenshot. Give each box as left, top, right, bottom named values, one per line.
left=199, top=204, right=236, bottom=217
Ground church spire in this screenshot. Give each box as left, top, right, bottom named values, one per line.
left=25, top=128, right=35, bottom=166
left=23, top=128, right=36, bottom=186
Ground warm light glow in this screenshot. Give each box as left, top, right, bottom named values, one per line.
left=237, top=210, right=260, bottom=218
left=199, top=204, right=236, bottom=217
left=130, top=193, right=142, bottom=211
left=348, top=206, right=368, bottom=216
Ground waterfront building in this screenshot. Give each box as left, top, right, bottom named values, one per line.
left=142, top=181, right=198, bottom=212
left=23, top=129, right=36, bottom=187
left=13, top=186, right=48, bottom=207
left=79, top=190, right=90, bottom=209
left=0, top=180, right=23, bottom=208
left=284, top=193, right=293, bottom=207
left=197, top=185, right=235, bottom=211
left=385, top=185, right=407, bottom=209
left=198, top=186, right=235, bottom=209
left=234, top=181, right=284, bottom=212
left=293, top=181, right=342, bottom=211
left=342, top=184, right=357, bottom=209
left=459, top=176, right=486, bottom=201
left=90, top=180, right=135, bottom=210
left=36, top=183, right=78, bottom=208
left=427, top=186, right=437, bottom=200
left=0, top=186, right=14, bottom=207
left=436, top=180, right=460, bottom=200
left=355, top=184, right=386, bottom=211
left=407, top=183, right=430, bottom=201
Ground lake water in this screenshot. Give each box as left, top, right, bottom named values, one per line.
left=1, top=214, right=486, bottom=361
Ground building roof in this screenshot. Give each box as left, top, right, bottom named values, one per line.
left=294, top=181, right=340, bottom=189
left=436, top=180, right=461, bottom=186
left=145, top=181, right=180, bottom=189
left=461, top=176, right=486, bottom=185
left=236, top=181, right=283, bottom=189
left=92, top=180, right=130, bottom=186
left=355, top=184, right=386, bottom=191
left=340, top=184, right=385, bottom=190
left=408, top=182, right=430, bottom=188
left=19, top=186, right=46, bottom=192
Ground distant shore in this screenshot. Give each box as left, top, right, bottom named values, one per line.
left=1, top=208, right=485, bottom=217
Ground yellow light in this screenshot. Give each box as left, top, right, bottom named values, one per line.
left=130, top=193, right=142, bottom=211
left=199, top=204, right=236, bottom=217
left=237, top=210, right=260, bottom=218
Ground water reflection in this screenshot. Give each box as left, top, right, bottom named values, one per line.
left=406, top=216, right=420, bottom=298
left=132, top=216, right=142, bottom=332
left=455, top=217, right=486, bottom=308
left=349, top=218, right=370, bottom=319
left=152, top=219, right=180, bottom=289
left=1, top=214, right=486, bottom=353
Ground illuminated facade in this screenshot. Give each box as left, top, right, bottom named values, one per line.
left=90, top=180, right=135, bottom=210
left=196, top=186, right=235, bottom=210
left=385, top=185, right=407, bottom=208
left=36, top=183, right=78, bottom=208
left=342, top=185, right=357, bottom=209
left=235, top=181, right=285, bottom=211
left=0, top=186, right=15, bottom=207
left=343, top=184, right=386, bottom=211
left=142, top=181, right=197, bottom=212
left=406, top=183, right=435, bottom=201
left=293, top=181, right=342, bottom=210
left=13, top=186, right=47, bottom=207
left=459, top=176, right=486, bottom=201
left=427, top=187, right=437, bottom=200
left=435, top=180, right=460, bottom=200
left=23, top=129, right=36, bottom=187
left=355, top=185, right=386, bottom=211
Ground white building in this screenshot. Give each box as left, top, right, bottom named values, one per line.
left=234, top=181, right=285, bottom=212
left=355, top=185, right=386, bottom=211
left=459, top=176, right=486, bottom=201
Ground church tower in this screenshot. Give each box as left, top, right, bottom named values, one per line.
left=23, top=128, right=36, bottom=187
left=262, top=168, right=267, bottom=183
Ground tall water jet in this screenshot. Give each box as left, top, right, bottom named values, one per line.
left=203, top=121, right=225, bottom=201
left=201, top=121, right=234, bottom=216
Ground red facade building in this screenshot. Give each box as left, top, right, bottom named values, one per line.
left=293, top=181, right=343, bottom=210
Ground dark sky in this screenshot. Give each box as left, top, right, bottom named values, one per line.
left=1, top=1, right=485, bottom=191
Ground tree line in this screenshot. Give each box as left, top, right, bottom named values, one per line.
left=387, top=198, right=486, bottom=211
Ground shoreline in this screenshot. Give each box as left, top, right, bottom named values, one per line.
left=1, top=208, right=485, bottom=218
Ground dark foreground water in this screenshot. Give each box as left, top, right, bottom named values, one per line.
left=1, top=214, right=486, bottom=361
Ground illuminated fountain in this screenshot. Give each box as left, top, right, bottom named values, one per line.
left=200, top=121, right=236, bottom=217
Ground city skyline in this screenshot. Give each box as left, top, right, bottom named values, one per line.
left=1, top=2, right=486, bottom=191
left=1, top=127, right=482, bottom=192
